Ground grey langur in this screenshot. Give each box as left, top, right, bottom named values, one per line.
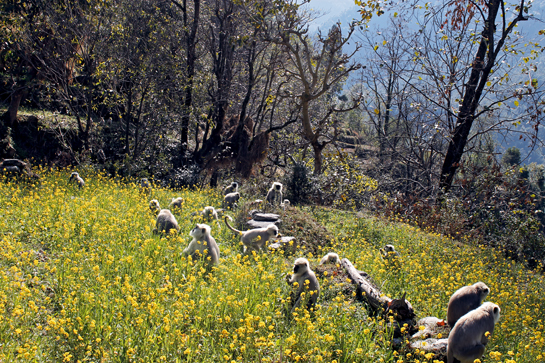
left=169, top=197, right=184, bottom=211
left=224, top=215, right=278, bottom=254
left=69, top=172, right=85, bottom=188
left=380, top=244, right=400, bottom=261
left=286, top=257, right=320, bottom=312
left=223, top=192, right=240, bottom=209
left=149, top=199, right=161, bottom=214
left=223, top=182, right=238, bottom=195
left=319, top=252, right=340, bottom=265
left=153, top=209, right=180, bottom=235
left=447, top=282, right=490, bottom=327
left=447, top=302, right=500, bottom=363
left=266, top=182, right=283, bottom=206
left=183, top=224, right=220, bottom=265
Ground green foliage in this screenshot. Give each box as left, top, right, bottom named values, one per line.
left=502, top=147, right=521, bottom=166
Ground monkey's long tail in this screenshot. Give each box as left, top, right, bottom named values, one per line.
left=224, top=216, right=242, bottom=235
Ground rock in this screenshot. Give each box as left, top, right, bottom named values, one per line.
left=409, top=338, right=448, bottom=355
left=411, top=316, right=450, bottom=340
left=250, top=211, right=280, bottom=221
left=268, top=237, right=297, bottom=254
left=246, top=219, right=282, bottom=229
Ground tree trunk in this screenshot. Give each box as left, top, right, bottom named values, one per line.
left=438, top=0, right=526, bottom=194
left=3, top=88, right=26, bottom=127
left=180, top=0, right=200, bottom=162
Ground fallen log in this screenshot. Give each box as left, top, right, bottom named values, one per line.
left=341, top=258, right=415, bottom=321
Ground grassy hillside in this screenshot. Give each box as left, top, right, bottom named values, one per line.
left=0, top=169, right=543, bottom=362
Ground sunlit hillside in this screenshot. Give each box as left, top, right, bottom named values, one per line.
left=0, top=169, right=543, bottom=362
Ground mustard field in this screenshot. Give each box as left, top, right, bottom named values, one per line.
left=0, top=168, right=543, bottom=362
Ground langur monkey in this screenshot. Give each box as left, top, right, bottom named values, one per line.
left=286, top=258, right=320, bottom=312
left=149, top=199, right=161, bottom=214
left=223, top=192, right=240, bottom=209
left=169, top=197, right=184, bottom=211
left=280, top=199, right=290, bottom=210
left=183, top=224, right=220, bottom=265
left=266, top=182, right=283, bottom=206
left=447, top=282, right=490, bottom=327
left=447, top=302, right=500, bottom=363
left=140, top=178, right=151, bottom=194
left=319, top=252, right=341, bottom=265
left=201, top=206, right=219, bottom=222
left=224, top=215, right=279, bottom=254
left=223, top=182, right=238, bottom=195
left=69, top=172, right=85, bottom=188
left=380, top=244, right=400, bottom=261
left=153, top=209, right=180, bottom=235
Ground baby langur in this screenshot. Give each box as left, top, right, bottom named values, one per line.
left=266, top=182, right=283, bottom=206
left=447, top=302, right=500, bottom=363
left=319, top=252, right=341, bottom=265
left=286, top=258, right=320, bottom=312
left=149, top=199, right=161, bottom=214
left=280, top=199, right=291, bottom=210
left=183, top=224, right=220, bottom=265
left=223, top=182, right=238, bottom=195
left=380, top=244, right=400, bottom=261
left=224, top=215, right=279, bottom=254
left=447, top=282, right=490, bottom=327
left=169, top=197, right=184, bottom=211
left=223, top=192, right=240, bottom=209
left=69, top=172, right=85, bottom=188
left=153, top=209, right=180, bottom=235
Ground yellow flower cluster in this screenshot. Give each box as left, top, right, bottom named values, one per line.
left=0, top=169, right=543, bottom=362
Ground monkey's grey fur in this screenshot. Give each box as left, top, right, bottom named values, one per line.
left=447, top=302, right=500, bottom=363
left=149, top=199, right=161, bottom=214
left=183, top=224, right=220, bottom=265
left=223, top=192, right=240, bottom=209
left=69, top=172, right=85, bottom=188
left=153, top=209, right=180, bottom=235
left=286, top=257, right=320, bottom=312
left=224, top=215, right=278, bottom=254
left=140, top=178, right=151, bottom=194
left=319, top=252, right=340, bottom=265
left=169, top=197, right=184, bottom=211
left=223, top=182, right=238, bottom=195
left=266, top=182, right=283, bottom=206
left=447, top=282, right=490, bottom=327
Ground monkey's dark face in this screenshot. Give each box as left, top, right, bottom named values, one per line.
left=275, top=184, right=281, bottom=190
left=293, top=262, right=307, bottom=273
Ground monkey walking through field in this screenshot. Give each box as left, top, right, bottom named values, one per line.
left=266, top=182, right=283, bottom=206
left=447, top=302, right=500, bottom=363
left=68, top=172, right=85, bottom=188
left=183, top=224, right=220, bottom=265
left=286, top=258, right=320, bottom=313
left=223, top=182, right=238, bottom=195
left=447, top=282, right=490, bottom=327
left=153, top=209, right=180, bottom=235
left=224, top=215, right=279, bottom=254
left=319, top=252, right=341, bottom=265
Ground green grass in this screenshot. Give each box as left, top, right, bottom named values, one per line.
left=0, top=168, right=543, bottom=362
